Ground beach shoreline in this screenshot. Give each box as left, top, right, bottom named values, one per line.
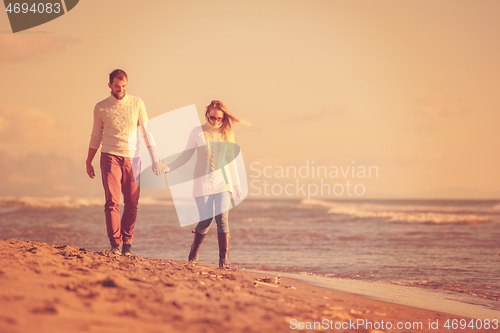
left=253, top=271, right=500, bottom=320
left=0, top=238, right=497, bottom=333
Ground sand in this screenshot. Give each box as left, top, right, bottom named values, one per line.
left=0, top=238, right=496, bottom=333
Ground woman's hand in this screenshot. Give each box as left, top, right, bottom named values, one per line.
left=234, top=185, right=243, bottom=199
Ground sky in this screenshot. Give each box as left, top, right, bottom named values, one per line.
left=0, top=0, right=499, bottom=199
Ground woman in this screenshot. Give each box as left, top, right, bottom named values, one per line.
left=166, top=100, right=247, bottom=268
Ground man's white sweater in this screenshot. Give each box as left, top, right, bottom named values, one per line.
left=89, top=94, right=155, bottom=157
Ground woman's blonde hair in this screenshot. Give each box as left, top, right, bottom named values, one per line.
left=205, top=100, right=249, bottom=142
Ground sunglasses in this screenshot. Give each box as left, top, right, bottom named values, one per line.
left=209, top=116, right=224, bottom=122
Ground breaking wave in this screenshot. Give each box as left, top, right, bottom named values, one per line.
left=0, top=196, right=173, bottom=209
left=301, top=199, right=498, bottom=224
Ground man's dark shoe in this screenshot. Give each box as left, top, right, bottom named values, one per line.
left=122, top=243, right=132, bottom=256
left=111, top=244, right=122, bottom=255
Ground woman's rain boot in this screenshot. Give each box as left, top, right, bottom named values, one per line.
left=217, top=232, right=231, bottom=268
left=188, top=230, right=206, bottom=264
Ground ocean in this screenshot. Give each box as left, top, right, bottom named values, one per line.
left=1, top=197, right=499, bottom=312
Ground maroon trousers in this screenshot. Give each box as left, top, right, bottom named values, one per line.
left=100, top=153, right=140, bottom=246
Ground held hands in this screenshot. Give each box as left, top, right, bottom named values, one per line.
left=152, top=160, right=164, bottom=176
left=152, top=159, right=170, bottom=176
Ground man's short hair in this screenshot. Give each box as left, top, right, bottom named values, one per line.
left=109, top=69, right=128, bottom=84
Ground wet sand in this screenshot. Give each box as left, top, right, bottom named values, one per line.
left=0, top=238, right=496, bottom=332
left=260, top=271, right=500, bottom=320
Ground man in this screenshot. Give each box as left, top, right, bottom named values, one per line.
left=86, top=69, right=162, bottom=256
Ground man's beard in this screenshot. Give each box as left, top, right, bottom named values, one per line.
left=112, top=91, right=126, bottom=100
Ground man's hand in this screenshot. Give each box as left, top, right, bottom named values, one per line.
left=86, top=162, right=95, bottom=179
left=86, top=148, right=98, bottom=179
left=152, top=160, right=164, bottom=176
left=234, top=185, right=243, bottom=199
